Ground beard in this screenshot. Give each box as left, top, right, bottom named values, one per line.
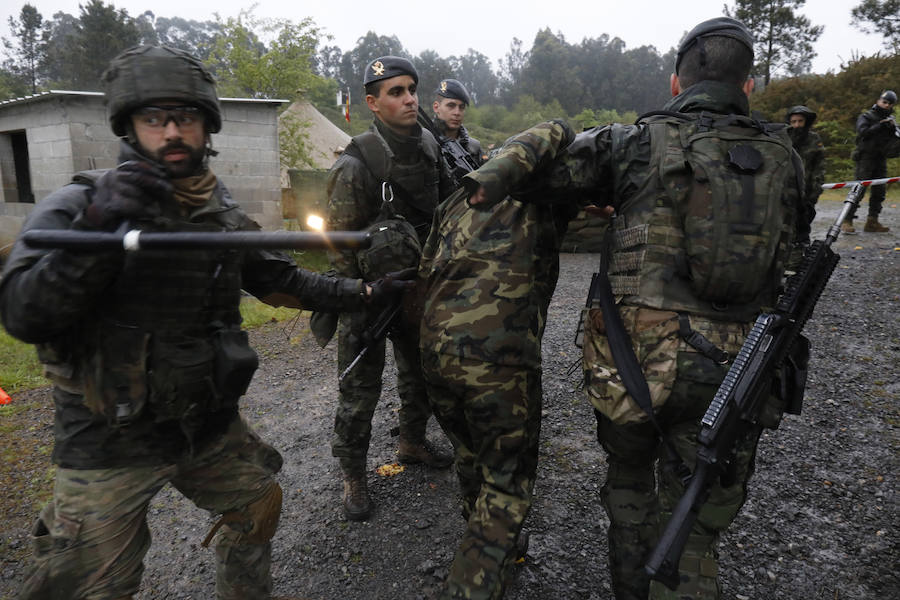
left=138, top=140, right=207, bottom=178
left=788, top=127, right=807, bottom=146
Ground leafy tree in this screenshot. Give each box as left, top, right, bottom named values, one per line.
left=39, top=11, right=77, bottom=85
left=133, top=10, right=159, bottom=45
left=205, top=10, right=324, bottom=100
left=413, top=49, right=454, bottom=105
left=152, top=15, right=222, bottom=60
left=498, top=37, right=527, bottom=105
left=43, top=1, right=141, bottom=89
left=0, top=65, right=29, bottom=99
left=518, top=29, right=580, bottom=113
left=3, top=4, right=45, bottom=93
left=338, top=31, right=408, bottom=102
left=279, top=112, right=316, bottom=170
left=316, top=44, right=343, bottom=80
left=726, top=0, right=824, bottom=84
left=851, top=0, right=900, bottom=52
left=450, top=49, right=499, bottom=105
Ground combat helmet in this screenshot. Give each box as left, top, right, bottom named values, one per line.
left=102, top=45, right=221, bottom=137
left=785, top=105, right=817, bottom=128
left=880, top=90, right=897, bottom=105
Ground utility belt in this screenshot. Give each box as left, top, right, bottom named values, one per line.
left=578, top=270, right=803, bottom=430
left=78, top=322, right=258, bottom=427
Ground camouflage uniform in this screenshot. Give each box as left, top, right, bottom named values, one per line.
left=0, top=139, right=369, bottom=599
left=851, top=102, right=896, bottom=221
left=466, top=80, right=802, bottom=599
left=326, top=117, right=453, bottom=475
left=420, top=124, right=576, bottom=596
left=786, top=106, right=825, bottom=243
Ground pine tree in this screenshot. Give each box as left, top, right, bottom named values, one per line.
left=726, top=0, right=824, bottom=83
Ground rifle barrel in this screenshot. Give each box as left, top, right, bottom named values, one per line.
left=23, top=229, right=371, bottom=251
left=826, top=184, right=865, bottom=245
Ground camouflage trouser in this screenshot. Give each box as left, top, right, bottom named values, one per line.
left=18, top=416, right=283, bottom=600
left=421, top=352, right=541, bottom=600
left=595, top=378, right=762, bottom=600
left=851, top=154, right=888, bottom=218
left=332, top=310, right=431, bottom=470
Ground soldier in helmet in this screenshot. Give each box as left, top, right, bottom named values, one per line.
left=324, top=55, right=455, bottom=522
left=0, top=45, right=407, bottom=600
left=785, top=105, right=825, bottom=265
left=433, top=78, right=483, bottom=166
left=465, top=17, right=804, bottom=599
left=846, top=90, right=897, bottom=233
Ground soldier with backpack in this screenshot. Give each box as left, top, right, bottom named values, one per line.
left=323, top=55, right=455, bottom=521
left=463, top=17, right=804, bottom=600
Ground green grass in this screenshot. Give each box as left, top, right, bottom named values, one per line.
left=239, top=296, right=302, bottom=328
left=0, top=328, right=44, bottom=394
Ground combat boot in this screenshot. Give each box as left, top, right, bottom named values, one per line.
left=397, top=437, right=454, bottom=468
left=342, top=470, right=372, bottom=521
left=864, top=216, right=890, bottom=232
left=840, top=219, right=856, bottom=234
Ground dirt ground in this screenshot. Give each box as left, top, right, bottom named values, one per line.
left=0, top=195, right=897, bottom=600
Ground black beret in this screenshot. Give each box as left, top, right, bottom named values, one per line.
left=676, top=17, right=754, bottom=73
left=363, top=56, right=418, bottom=86
left=435, top=79, right=471, bottom=104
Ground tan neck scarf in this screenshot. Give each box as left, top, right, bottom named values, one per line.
left=171, top=168, right=218, bottom=209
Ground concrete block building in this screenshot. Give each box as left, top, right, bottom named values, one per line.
left=0, top=90, right=285, bottom=243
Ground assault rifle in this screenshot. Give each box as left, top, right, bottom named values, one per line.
left=644, top=184, right=865, bottom=590
left=338, top=301, right=403, bottom=382
left=336, top=266, right=417, bottom=381
left=417, top=107, right=480, bottom=185
left=22, top=228, right=371, bottom=251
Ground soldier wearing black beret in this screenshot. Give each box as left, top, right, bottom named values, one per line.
left=433, top=78, right=483, bottom=165
left=324, top=55, right=455, bottom=521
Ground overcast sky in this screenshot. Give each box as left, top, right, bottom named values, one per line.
left=2, top=0, right=890, bottom=76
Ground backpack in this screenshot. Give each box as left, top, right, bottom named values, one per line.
left=643, top=110, right=798, bottom=305
left=356, top=210, right=422, bottom=281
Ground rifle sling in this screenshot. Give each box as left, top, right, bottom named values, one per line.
left=593, top=227, right=690, bottom=480
left=593, top=266, right=691, bottom=483
left=678, top=314, right=730, bottom=365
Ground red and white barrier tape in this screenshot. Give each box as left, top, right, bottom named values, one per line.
left=822, top=176, right=900, bottom=189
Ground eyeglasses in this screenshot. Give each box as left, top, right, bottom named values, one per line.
left=133, top=106, right=204, bottom=129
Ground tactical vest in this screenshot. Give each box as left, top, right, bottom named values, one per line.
left=345, top=129, right=442, bottom=243
left=65, top=175, right=257, bottom=427
left=607, top=111, right=798, bottom=322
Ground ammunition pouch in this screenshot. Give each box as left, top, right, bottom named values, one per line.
left=780, top=333, right=810, bottom=415
left=82, top=325, right=257, bottom=427
left=147, top=335, right=217, bottom=423
left=758, top=333, right=810, bottom=429
left=82, top=322, right=151, bottom=426
left=211, top=328, right=259, bottom=404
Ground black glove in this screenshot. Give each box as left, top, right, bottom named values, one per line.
left=366, top=269, right=416, bottom=305
left=85, top=161, right=172, bottom=229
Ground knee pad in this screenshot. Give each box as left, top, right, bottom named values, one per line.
left=202, top=482, right=283, bottom=547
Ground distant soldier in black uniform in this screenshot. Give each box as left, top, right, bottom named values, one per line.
left=846, top=90, right=897, bottom=233
left=433, top=78, right=483, bottom=167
